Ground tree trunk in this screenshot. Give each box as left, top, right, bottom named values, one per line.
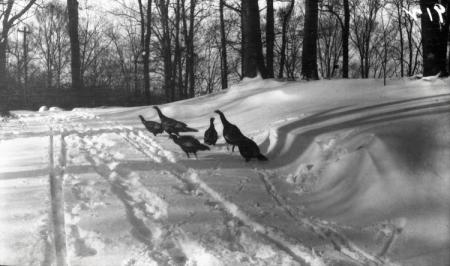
left=1, top=6, right=11, bottom=93
left=396, top=0, right=404, bottom=77
left=406, top=17, right=413, bottom=76
left=342, top=0, right=350, bottom=78
left=67, top=0, right=83, bottom=90
left=420, top=0, right=448, bottom=76
left=278, top=0, right=294, bottom=78
left=266, top=0, right=274, bottom=78
left=156, top=0, right=173, bottom=101
left=138, top=0, right=145, bottom=49
left=172, top=0, right=181, bottom=101
left=187, top=0, right=196, bottom=97
left=134, top=57, right=139, bottom=96
left=301, top=0, right=319, bottom=80
left=0, top=39, right=8, bottom=92
left=138, top=0, right=152, bottom=103
left=182, top=0, right=188, bottom=99
left=219, top=0, right=228, bottom=89
left=144, top=0, right=152, bottom=104
left=240, top=9, right=245, bottom=76
left=241, top=0, right=267, bottom=78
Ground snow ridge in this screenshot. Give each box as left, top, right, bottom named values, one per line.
left=258, top=171, right=397, bottom=266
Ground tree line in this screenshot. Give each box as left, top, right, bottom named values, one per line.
left=0, top=0, right=449, bottom=109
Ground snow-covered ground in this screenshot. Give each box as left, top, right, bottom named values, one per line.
left=1, top=77, right=449, bottom=266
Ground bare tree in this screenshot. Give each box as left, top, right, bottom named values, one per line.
left=392, top=0, right=404, bottom=77
left=198, top=23, right=221, bottom=94
left=350, top=0, right=381, bottom=78
left=80, top=19, right=113, bottom=87
left=377, top=5, right=395, bottom=85
left=154, top=0, right=172, bottom=100
left=34, top=1, right=69, bottom=89
left=186, top=0, right=197, bottom=97
left=110, top=0, right=144, bottom=95
left=107, top=29, right=133, bottom=93
left=278, top=0, right=294, bottom=78
left=67, top=0, right=83, bottom=89
left=172, top=0, right=181, bottom=100
left=219, top=0, right=228, bottom=89
left=321, top=0, right=350, bottom=78
left=317, top=12, right=342, bottom=79
left=241, top=0, right=267, bottom=78
left=266, top=0, right=274, bottom=78
left=284, top=10, right=303, bottom=79
left=137, top=0, right=153, bottom=103
left=301, top=0, right=319, bottom=80
left=0, top=0, right=37, bottom=92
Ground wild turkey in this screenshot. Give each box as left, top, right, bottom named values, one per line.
left=169, top=134, right=210, bottom=158
left=138, top=115, right=164, bottom=136
left=236, top=136, right=268, bottom=162
left=153, top=106, right=198, bottom=135
left=204, top=117, right=218, bottom=145
left=214, top=110, right=245, bottom=152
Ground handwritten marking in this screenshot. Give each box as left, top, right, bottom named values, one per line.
left=403, top=4, right=446, bottom=24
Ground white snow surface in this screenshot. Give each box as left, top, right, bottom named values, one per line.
left=39, top=105, right=49, bottom=112
left=1, top=77, right=450, bottom=266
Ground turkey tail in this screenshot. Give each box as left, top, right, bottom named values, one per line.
left=183, top=127, right=198, bottom=132
left=257, top=154, right=268, bottom=161
left=138, top=115, right=146, bottom=123
left=198, top=144, right=210, bottom=151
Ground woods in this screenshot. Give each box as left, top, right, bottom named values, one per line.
left=0, top=0, right=449, bottom=109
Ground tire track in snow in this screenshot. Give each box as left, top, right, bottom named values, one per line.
left=44, top=112, right=167, bottom=263
left=69, top=121, right=291, bottom=264
left=2, top=115, right=65, bottom=266
left=50, top=111, right=376, bottom=265
left=258, top=171, right=398, bottom=266
left=44, top=112, right=221, bottom=266
left=74, top=133, right=177, bottom=264
left=48, top=112, right=112, bottom=261
left=49, top=129, right=68, bottom=266
left=68, top=131, right=223, bottom=265
left=75, top=111, right=326, bottom=264
left=100, top=119, right=326, bottom=266
left=75, top=134, right=183, bottom=264
left=110, top=118, right=397, bottom=265
left=84, top=112, right=177, bottom=164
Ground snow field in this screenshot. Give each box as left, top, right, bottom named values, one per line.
left=1, top=77, right=450, bottom=265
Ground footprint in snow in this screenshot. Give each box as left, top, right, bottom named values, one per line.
left=204, top=199, right=220, bottom=209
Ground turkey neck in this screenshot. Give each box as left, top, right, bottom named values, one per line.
left=155, top=107, right=166, bottom=119
left=218, top=113, right=230, bottom=126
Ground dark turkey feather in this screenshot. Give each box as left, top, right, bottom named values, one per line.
left=204, top=117, right=218, bottom=145
left=153, top=106, right=198, bottom=135
left=236, top=136, right=268, bottom=162
left=169, top=134, right=210, bottom=158
left=214, top=110, right=245, bottom=152
left=139, top=115, right=164, bottom=136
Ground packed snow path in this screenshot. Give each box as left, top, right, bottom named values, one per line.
left=1, top=78, right=450, bottom=265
